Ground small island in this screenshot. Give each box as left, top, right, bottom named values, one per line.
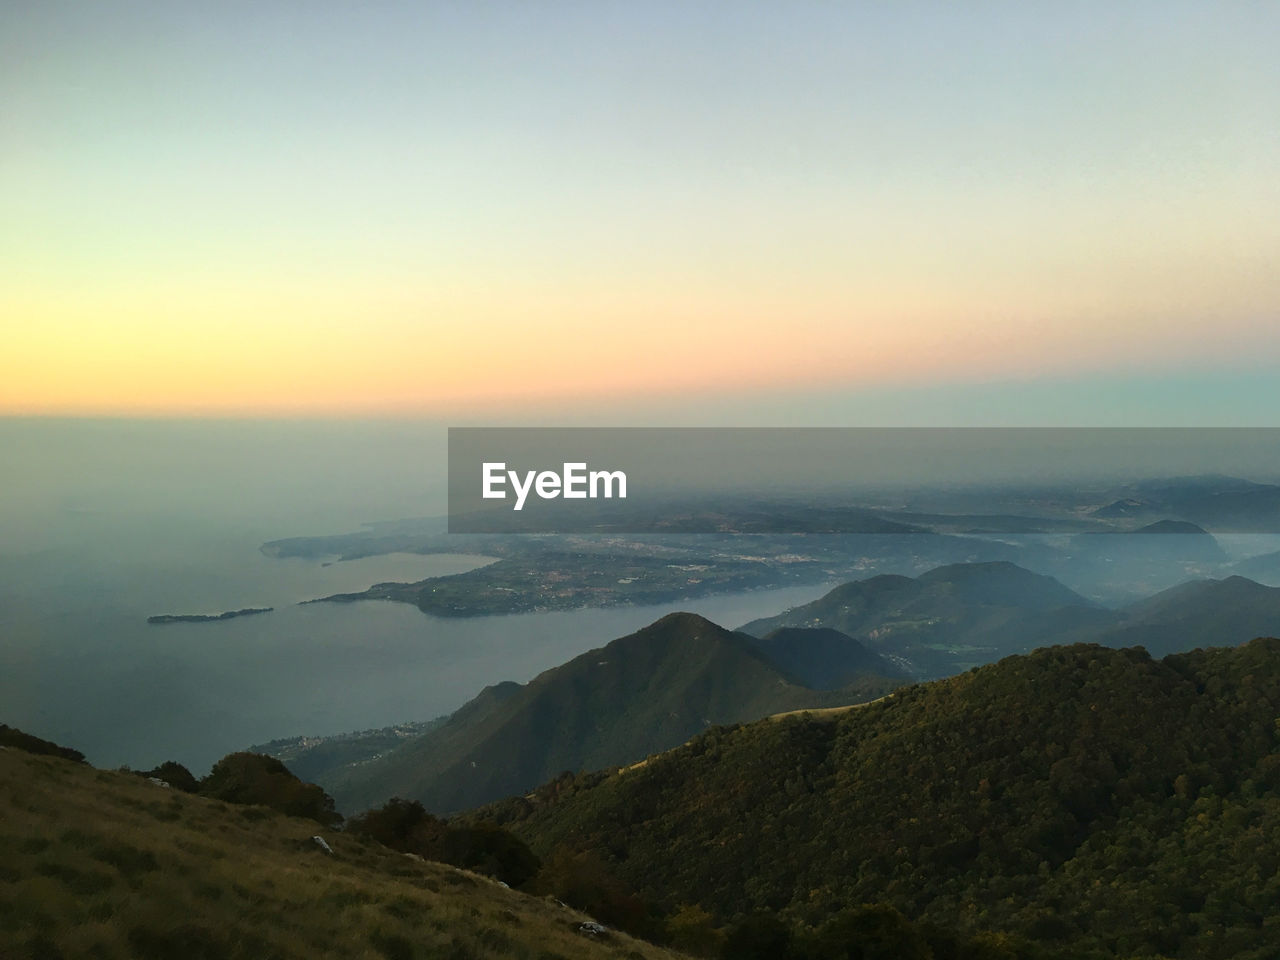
left=147, top=607, right=273, bottom=625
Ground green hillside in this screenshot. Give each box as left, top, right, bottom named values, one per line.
left=479, top=638, right=1280, bottom=959
left=0, top=746, right=685, bottom=960
left=325, top=613, right=900, bottom=815
left=747, top=627, right=909, bottom=690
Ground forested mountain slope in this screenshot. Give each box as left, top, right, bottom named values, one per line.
left=481, top=638, right=1280, bottom=959
left=327, top=613, right=900, bottom=814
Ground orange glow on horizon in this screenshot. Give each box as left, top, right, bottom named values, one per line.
left=4, top=221, right=1278, bottom=418
left=5, top=281, right=1278, bottom=418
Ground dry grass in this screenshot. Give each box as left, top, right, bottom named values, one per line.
left=763, top=695, right=889, bottom=721
left=617, top=697, right=894, bottom=777
left=0, top=748, right=687, bottom=960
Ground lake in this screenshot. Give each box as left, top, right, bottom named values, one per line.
left=0, top=418, right=834, bottom=772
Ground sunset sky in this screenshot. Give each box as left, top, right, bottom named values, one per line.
left=3, top=1, right=1278, bottom=421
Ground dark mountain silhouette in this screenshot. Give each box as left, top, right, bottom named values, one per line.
left=747, top=627, right=909, bottom=690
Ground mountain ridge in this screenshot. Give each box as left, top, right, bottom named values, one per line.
left=324, top=612, right=901, bottom=814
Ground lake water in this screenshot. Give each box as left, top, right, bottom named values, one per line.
left=0, top=419, right=834, bottom=772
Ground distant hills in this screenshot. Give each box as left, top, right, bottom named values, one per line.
left=481, top=637, right=1280, bottom=959
left=1067, top=519, right=1228, bottom=566
left=1076, top=574, right=1280, bottom=657
left=741, top=561, right=1113, bottom=677
left=1233, top=548, right=1280, bottom=585
left=256, top=474, right=1280, bottom=624
left=1090, top=474, right=1280, bottom=531
left=741, top=561, right=1280, bottom=676
left=321, top=612, right=904, bottom=814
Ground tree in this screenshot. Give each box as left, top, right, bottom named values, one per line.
left=139, top=761, right=199, bottom=793
left=721, top=914, right=794, bottom=960
left=346, top=798, right=540, bottom=887
left=805, top=904, right=932, bottom=960
left=199, top=752, right=341, bottom=826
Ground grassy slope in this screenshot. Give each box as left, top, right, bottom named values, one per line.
left=0, top=748, right=686, bottom=960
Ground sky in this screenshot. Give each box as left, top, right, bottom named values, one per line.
left=3, top=1, right=1278, bottom=422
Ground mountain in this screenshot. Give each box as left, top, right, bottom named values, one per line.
left=1067, top=519, right=1228, bottom=565
left=324, top=613, right=901, bottom=815
left=1090, top=496, right=1152, bottom=519
left=1081, top=575, right=1280, bottom=657
left=741, top=562, right=1280, bottom=676
left=1232, top=548, right=1280, bottom=585
left=1097, top=475, right=1280, bottom=532
left=1131, top=519, right=1213, bottom=535
left=0, top=745, right=682, bottom=960
left=480, top=637, right=1280, bottom=960
left=747, top=627, right=909, bottom=690
left=740, top=561, right=1109, bottom=677
left=309, top=564, right=1276, bottom=818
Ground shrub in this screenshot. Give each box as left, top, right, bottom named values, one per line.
left=346, top=798, right=540, bottom=887
left=138, top=761, right=200, bottom=793
left=199, top=753, right=341, bottom=827
left=0, top=724, right=85, bottom=764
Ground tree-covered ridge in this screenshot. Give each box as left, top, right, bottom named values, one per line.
left=481, top=638, right=1280, bottom=959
